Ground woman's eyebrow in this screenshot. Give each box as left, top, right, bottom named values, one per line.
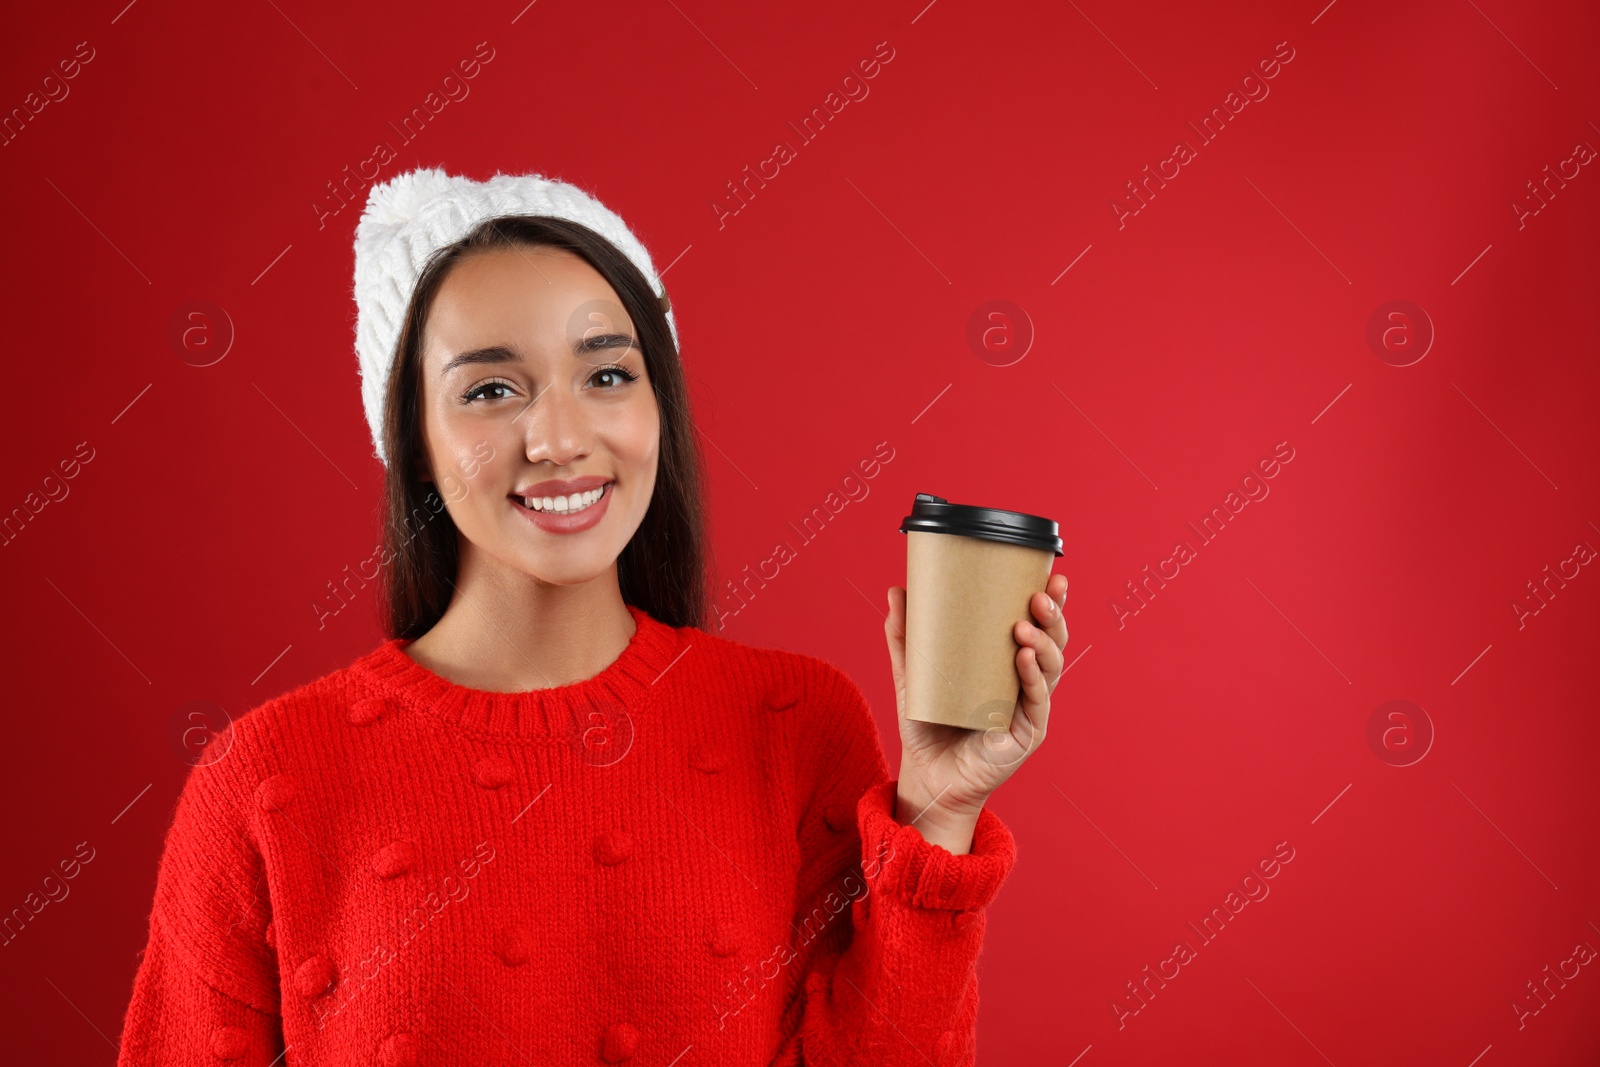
left=441, top=345, right=517, bottom=377
left=574, top=332, right=642, bottom=357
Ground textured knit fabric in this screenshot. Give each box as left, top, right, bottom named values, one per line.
left=116, top=604, right=1017, bottom=1066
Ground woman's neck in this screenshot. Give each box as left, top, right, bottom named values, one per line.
left=402, top=554, right=637, bottom=694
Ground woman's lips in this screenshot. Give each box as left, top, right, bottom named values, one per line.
left=509, top=481, right=613, bottom=534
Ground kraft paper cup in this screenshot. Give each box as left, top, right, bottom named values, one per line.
left=898, top=493, right=1064, bottom=732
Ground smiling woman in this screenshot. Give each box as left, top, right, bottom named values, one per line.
left=115, top=168, right=1023, bottom=1067
left=378, top=217, right=705, bottom=650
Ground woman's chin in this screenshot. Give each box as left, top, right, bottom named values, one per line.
left=508, top=549, right=618, bottom=587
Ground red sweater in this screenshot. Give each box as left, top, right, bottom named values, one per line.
left=116, top=604, right=1017, bottom=1066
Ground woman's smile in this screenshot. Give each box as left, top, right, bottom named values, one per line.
left=509, top=479, right=614, bottom=534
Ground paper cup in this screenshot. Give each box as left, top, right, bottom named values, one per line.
left=899, top=493, right=1063, bottom=732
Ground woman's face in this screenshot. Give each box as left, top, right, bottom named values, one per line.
left=415, top=244, right=660, bottom=586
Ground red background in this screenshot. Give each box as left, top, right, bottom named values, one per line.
left=3, top=0, right=1598, bottom=1062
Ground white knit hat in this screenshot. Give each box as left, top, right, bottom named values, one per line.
left=351, top=165, right=679, bottom=468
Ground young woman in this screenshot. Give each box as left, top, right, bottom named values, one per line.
left=116, top=169, right=1068, bottom=1066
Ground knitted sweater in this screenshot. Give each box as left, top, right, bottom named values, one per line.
left=117, top=604, right=1017, bottom=1066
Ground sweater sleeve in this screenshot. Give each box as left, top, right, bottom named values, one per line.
left=117, top=742, right=286, bottom=1066
left=118, top=916, right=285, bottom=1066
left=770, top=665, right=1018, bottom=1067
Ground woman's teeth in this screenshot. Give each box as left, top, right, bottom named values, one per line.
left=521, top=484, right=607, bottom=513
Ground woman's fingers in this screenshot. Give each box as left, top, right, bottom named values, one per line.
left=883, top=586, right=909, bottom=716
left=1025, top=575, right=1068, bottom=691
left=1015, top=612, right=1064, bottom=685
left=1010, top=642, right=1051, bottom=743
left=1021, top=642, right=1050, bottom=704
left=1033, top=575, right=1069, bottom=649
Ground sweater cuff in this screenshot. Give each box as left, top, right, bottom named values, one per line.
left=856, top=780, right=1017, bottom=911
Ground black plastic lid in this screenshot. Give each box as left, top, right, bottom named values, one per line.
left=898, top=493, right=1063, bottom=556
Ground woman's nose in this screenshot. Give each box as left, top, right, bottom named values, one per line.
left=521, top=382, right=591, bottom=465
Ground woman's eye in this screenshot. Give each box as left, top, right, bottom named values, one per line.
left=592, top=365, right=640, bottom=389
left=463, top=366, right=637, bottom=404
left=463, top=381, right=514, bottom=403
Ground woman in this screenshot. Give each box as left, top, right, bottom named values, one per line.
left=116, top=168, right=1068, bottom=1066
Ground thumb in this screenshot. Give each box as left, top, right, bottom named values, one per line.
left=884, top=586, right=908, bottom=719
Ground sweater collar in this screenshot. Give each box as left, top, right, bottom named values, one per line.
left=351, top=603, right=688, bottom=741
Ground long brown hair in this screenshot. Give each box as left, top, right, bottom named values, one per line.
left=377, top=214, right=717, bottom=640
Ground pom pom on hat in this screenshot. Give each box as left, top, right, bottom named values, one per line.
left=351, top=166, right=678, bottom=468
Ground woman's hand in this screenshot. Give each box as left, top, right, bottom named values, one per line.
left=884, top=574, right=1068, bottom=853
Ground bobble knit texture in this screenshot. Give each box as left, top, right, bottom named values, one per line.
left=116, top=606, right=1017, bottom=1066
